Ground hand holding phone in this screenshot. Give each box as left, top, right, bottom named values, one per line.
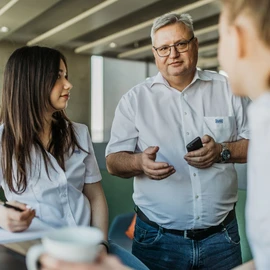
left=186, top=137, right=203, bottom=152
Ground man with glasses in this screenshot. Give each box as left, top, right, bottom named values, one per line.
left=106, top=13, right=250, bottom=270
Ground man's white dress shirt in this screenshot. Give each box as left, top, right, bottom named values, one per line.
left=106, top=69, right=250, bottom=230
left=246, top=92, right=270, bottom=270
left=0, top=122, right=101, bottom=227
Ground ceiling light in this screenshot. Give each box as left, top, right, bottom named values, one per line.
left=27, top=0, right=118, bottom=46
left=0, top=0, right=18, bottom=16
left=0, top=26, right=9, bottom=33
left=197, top=57, right=218, bottom=68
left=118, top=45, right=151, bottom=58
left=109, top=42, right=117, bottom=48
left=198, top=43, right=218, bottom=54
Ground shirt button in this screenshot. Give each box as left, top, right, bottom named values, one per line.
left=195, top=195, right=199, bottom=199
left=193, top=173, right=196, bottom=177
left=184, top=112, right=187, bottom=115
left=197, top=216, right=200, bottom=220
left=186, top=132, right=189, bottom=135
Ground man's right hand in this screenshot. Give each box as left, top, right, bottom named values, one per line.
left=0, top=201, right=35, bottom=232
left=139, top=146, right=175, bottom=180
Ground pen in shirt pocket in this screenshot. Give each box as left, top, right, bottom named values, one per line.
left=0, top=201, right=33, bottom=212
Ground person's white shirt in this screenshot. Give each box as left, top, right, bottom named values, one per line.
left=0, top=122, right=101, bottom=227
left=106, top=69, right=250, bottom=230
left=246, top=92, right=270, bottom=270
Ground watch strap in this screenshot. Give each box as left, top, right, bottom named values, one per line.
left=100, top=240, right=109, bottom=253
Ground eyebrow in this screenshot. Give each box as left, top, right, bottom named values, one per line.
left=157, top=38, right=189, bottom=47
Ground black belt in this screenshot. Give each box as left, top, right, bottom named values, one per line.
left=135, top=206, right=235, bottom=241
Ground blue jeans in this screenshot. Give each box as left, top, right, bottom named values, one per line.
left=109, top=240, right=149, bottom=270
left=132, top=216, right=242, bottom=270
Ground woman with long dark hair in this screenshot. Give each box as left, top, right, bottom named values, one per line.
left=0, top=46, right=108, bottom=249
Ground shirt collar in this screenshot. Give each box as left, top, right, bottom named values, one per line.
left=150, top=68, right=213, bottom=88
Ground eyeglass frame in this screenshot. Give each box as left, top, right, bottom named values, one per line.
left=152, top=35, right=195, bottom=57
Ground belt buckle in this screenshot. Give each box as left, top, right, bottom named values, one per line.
left=186, top=230, right=196, bottom=240
left=186, top=229, right=207, bottom=240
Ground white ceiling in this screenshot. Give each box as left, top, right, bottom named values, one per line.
left=0, top=0, right=221, bottom=69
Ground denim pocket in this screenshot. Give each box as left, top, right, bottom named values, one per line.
left=133, top=217, right=162, bottom=246
left=223, top=219, right=241, bottom=245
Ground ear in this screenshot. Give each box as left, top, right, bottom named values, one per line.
left=232, top=24, right=247, bottom=59
left=194, top=37, right=199, bottom=50
left=152, top=47, right=158, bottom=62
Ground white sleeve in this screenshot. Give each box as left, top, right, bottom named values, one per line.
left=105, top=92, right=138, bottom=156
left=84, top=125, right=102, bottom=183
left=232, top=94, right=251, bottom=140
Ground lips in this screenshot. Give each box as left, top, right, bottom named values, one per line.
left=169, top=61, right=182, bottom=65
left=60, top=94, right=70, bottom=99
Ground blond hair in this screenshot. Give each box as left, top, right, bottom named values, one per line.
left=222, top=0, right=270, bottom=47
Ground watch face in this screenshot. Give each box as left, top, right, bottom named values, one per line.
left=222, top=149, right=231, bottom=160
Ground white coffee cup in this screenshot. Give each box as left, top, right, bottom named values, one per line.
left=26, top=226, right=103, bottom=270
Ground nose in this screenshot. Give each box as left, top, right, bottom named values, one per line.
left=169, top=45, right=179, bottom=58
left=64, top=79, right=72, bottom=90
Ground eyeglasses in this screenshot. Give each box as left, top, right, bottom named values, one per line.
left=153, top=35, right=195, bottom=57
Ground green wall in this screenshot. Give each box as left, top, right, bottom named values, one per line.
left=101, top=169, right=134, bottom=225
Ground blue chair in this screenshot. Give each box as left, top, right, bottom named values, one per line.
left=108, top=212, right=134, bottom=252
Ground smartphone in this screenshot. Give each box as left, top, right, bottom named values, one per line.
left=186, top=137, right=203, bottom=152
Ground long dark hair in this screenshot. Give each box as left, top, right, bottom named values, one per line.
left=0, top=46, right=85, bottom=194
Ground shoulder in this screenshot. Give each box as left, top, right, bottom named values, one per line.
left=70, top=122, right=93, bottom=149
left=71, top=122, right=88, bottom=130
left=71, top=122, right=90, bottom=139
left=123, top=76, right=155, bottom=99
left=200, top=69, right=228, bottom=84
left=199, top=70, right=236, bottom=97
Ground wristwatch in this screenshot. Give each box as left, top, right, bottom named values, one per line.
left=220, top=143, right=231, bottom=163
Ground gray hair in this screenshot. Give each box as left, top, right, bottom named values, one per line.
left=151, top=13, right=194, bottom=44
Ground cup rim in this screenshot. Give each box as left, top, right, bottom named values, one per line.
left=43, top=226, right=103, bottom=247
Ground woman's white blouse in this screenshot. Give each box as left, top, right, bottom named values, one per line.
left=0, top=122, right=101, bottom=227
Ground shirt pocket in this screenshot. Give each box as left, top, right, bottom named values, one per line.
left=203, top=116, right=237, bottom=143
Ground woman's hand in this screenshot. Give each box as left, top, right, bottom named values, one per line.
left=0, top=201, right=35, bottom=232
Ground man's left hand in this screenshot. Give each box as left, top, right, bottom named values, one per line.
left=184, top=135, right=221, bottom=169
